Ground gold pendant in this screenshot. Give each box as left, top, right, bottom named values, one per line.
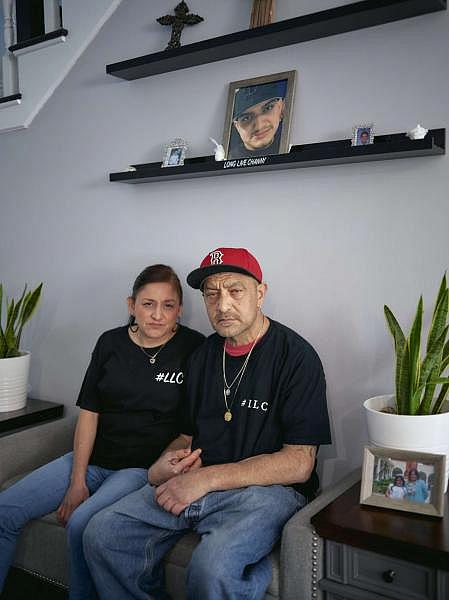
left=224, top=411, right=232, bottom=422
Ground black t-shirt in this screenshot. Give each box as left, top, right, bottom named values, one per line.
left=76, top=325, right=205, bottom=470
left=183, top=319, right=331, bottom=499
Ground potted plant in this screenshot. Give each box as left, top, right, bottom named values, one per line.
left=0, top=282, right=43, bottom=412
left=364, top=274, right=449, bottom=490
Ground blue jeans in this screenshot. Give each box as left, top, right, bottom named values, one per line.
left=0, top=452, right=148, bottom=600
left=84, top=483, right=305, bottom=600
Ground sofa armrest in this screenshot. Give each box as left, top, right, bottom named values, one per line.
left=279, top=468, right=360, bottom=600
left=0, top=415, right=77, bottom=487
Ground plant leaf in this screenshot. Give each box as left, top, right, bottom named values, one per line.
left=20, top=284, right=43, bottom=325
left=0, top=329, right=6, bottom=358
left=15, top=283, right=43, bottom=348
left=408, top=296, right=423, bottom=397
left=441, top=339, right=449, bottom=374
left=4, top=298, right=17, bottom=351
left=397, top=342, right=411, bottom=414
left=3, top=285, right=27, bottom=354
left=426, top=282, right=448, bottom=353
left=418, top=326, right=448, bottom=414
left=417, top=377, right=449, bottom=414
left=384, top=304, right=406, bottom=413
left=433, top=382, right=449, bottom=414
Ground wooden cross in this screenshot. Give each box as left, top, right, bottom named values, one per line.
left=157, top=1, right=204, bottom=50
left=250, top=0, right=275, bottom=28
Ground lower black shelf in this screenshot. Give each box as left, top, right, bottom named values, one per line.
left=110, top=129, right=445, bottom=184
left=0, top=398, right=64, bottom=435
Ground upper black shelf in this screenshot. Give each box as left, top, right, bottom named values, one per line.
left=109, top=129, right=445, bottom=184
left=106, top=0, right=447, bottom=80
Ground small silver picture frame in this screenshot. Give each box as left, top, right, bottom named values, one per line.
left=162, top=139, right=188, bottom=168
left=352, top=123, right=375, bottom=147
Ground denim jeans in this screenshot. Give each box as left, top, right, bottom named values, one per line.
left=84, top=482, right=306, bottom=600
left=0, top=452, right=148, bottom=600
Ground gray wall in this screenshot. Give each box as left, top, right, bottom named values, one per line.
left=0, top=0, right=447, bottom=486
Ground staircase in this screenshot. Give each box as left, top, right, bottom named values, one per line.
left=0, top=0, right=122, bottom=133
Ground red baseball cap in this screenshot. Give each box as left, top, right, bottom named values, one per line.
left=187, top=247, right=263, bottom=289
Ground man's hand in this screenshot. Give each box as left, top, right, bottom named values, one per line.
left=57, top=482, right=90, bottom=526
left=155, top=469, right=210, bottom=516
left=148, top=448, right=202, bottom=486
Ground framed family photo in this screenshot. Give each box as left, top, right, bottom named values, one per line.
left=360, top=447, right=446, bottom=517
left=222, top=70, right=296, bottom=160
left=352, top=123, right=375, bottom=146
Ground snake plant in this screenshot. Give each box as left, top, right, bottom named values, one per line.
left=0, top=283, right=43, bottom=358
left=384, top=274, right=449, bottom=415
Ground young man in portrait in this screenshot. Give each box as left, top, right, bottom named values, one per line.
left=228, top=81, right=288, bottom=159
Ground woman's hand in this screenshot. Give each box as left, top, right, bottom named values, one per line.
left=148, top=448, right=202, bottom=486
left=56, top=482, right=90, bottom=526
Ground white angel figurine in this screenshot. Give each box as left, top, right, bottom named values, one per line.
left=407, top=124, right=428, bottom=140
left=209, top=137, right=226, bottom=161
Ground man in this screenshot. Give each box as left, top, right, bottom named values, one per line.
left=359, top=130, right=371, bottom=145
left=229, top=81, right=287, bottom=159
left=84, top=247, right=331, bottom=599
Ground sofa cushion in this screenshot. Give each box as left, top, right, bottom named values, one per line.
left=4, top=473, right=279, bottom=598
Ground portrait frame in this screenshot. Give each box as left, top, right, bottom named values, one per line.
left=161, top=138, right=188, bottom=168
left=360, top=446, right=446, bottom=518
left=352, top=123, right=375, bottom=146
left=222, top=70, right=296, bottom=160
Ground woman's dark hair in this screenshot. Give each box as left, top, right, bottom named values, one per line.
left=128, top=264, right=183, bottom=327
left=394, top=475, right=405, bottom=485
left=408, top=468, right=419, bottom=479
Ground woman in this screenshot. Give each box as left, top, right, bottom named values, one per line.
left=406, top=468, right=429, bottom=504
left=0, top=264, right=204, bottom=599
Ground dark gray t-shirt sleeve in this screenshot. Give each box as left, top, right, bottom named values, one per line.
left=280, top=346, right=330, bottom=446
left=76, top=336, right=104, bottom=412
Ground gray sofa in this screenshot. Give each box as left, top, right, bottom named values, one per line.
left=0, top=416, right=359, bottom=599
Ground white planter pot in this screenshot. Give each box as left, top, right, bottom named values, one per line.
left=0, top=352, right=30, bottom=412
left=364, top=394, right=449, bottom=492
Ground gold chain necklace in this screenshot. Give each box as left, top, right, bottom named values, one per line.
left=138, top=342, right=167, bottom=364
left=222, top=316, right=265, bottom=422
left=134, top=327, right=178, bottom=365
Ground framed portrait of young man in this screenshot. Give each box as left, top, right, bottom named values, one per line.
left=222, top=70, right=296, bottom=160
left=351, top=123, right=375, bottom=146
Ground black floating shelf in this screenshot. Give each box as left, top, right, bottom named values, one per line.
left=0, top=93, right=22, bottom=105
left=0, top=398, right=64, bottom=434
left=106, top=0, right=446, bottom=80
left=109, top=129, right=445, bottom=184
left=9, top=28, right=68, bottom=53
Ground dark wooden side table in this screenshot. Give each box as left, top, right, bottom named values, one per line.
left=311, top=481, right=449, bottom=600
left=0, top=398, right=64, bottom=435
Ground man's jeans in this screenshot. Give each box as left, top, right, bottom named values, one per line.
left=0, top=452, right=148, bottom=600
left=84, top=483, right=306, bottom=600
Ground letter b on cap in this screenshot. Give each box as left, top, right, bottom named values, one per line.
left=209, top=250, right=224, bottom=265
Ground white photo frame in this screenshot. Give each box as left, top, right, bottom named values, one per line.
left=162, top=138, right=188, bottom=168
